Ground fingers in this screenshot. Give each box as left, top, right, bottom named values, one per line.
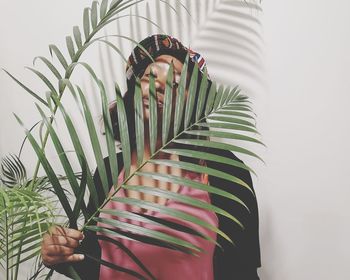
left=44, top=245, right=83, bottom=259
left=49, top=226, right=84, bottom=240
left=43, top=234, right=80, bottom=248
left=41, top=226, right=85, bottom=267
left=45, top=244, right=74, bottom=256
left=43, top=254, right=85, bottom=266
left=65, top=254, right=85, bottom=263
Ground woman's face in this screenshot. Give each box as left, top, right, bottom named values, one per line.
left=140, top=54, right=188, bottom=121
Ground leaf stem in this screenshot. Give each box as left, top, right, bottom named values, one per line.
left=81, top=107, right=217, bottom=230
left=5, top=206, right=9, bottom=280
left=13, top=218, right=27, bottom=280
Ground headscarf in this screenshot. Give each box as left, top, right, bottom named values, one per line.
left=125, top=34, right=210, bottom=86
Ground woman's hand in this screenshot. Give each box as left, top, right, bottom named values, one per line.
left=41, top=226, right=85, bottom=266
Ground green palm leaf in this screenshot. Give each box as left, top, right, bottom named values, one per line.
left=91, top=1, right=99, bottom=29
left=195, top=68, right=209, bottom=122
left=148, top=69, right=158, bottom=155
left=33, top=56, right=62, bottom=80
left=135, top=171, right=249, bottom=209
left=148, top=159, right=252, bottom=194
left=174, top=53, right=189, bottom=135
left=35, top=105, right=89, bottom=223
left=134, top=78, right=145, bottom=166
left=50, top=93, right=98, bottom=210
left=114, top=83, right=132, bottom=178
left=77, top=86, right=110, bottom=197
left=73, top=26, right=83, bottom=49
left=1, top=69, right=48, bottom=107
left=161, top=62, right=174, bottom=145
left=48, top=44, right=68, bottom=70
left=100, top=81, right=119, bottom=191
left=100, top=0, right=109, bottom=19
left=204, top=80, right=217, bottom=115
left=83, top=7, right=90, bottom=41
left=184, top=63, right=199, bottom=128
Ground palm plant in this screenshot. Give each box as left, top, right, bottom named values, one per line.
left=3, top=0, right=263, bottom=279
left=0, top=155, right=56, bottom=280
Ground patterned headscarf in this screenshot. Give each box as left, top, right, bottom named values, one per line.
left=125, top=34, right=210, bottom=84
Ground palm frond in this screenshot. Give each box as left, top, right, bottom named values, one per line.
left=6, top=0, right=264, bottom=278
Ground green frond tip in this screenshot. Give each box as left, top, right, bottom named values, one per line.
left=100, top=0, right=108, bottom=19
left=73, top=26, right=83, bottom=49
left=91, top=1, right=99, bottom=29
left=2, top=69, right=49, bottom=107
left=66, top=36, right=76, bottom=61
left=33, top=56, right=62, bottom=80
left=83, top=8, right=90, bottom=40
left=49, top=44, right=68, bottom=70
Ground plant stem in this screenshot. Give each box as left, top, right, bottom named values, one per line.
left=13, top=218, right=27, bottom=280
left=80, top=87, right=236, bottom=229
left=5, top=208, right=9, bottom=280
left=82, top=94, right=238, bottom=229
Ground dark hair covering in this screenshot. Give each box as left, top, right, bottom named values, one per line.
left=109, top=34, right=213, bottom=164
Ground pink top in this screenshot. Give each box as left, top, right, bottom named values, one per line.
left=97, top=168, right=218, bottom=280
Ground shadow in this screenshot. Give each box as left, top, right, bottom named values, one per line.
left=197, top=42, right=263, bottom=70
left=197, top=32, right=262, bottom=63
left=211, top=9, right=263, bottom=39
left=193, top=25, right=263, bottom=59
left=224, top=0, right=263, bottom=11
left=94, top=0, right=266, bottom=128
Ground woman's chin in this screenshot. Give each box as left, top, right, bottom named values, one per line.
left=143, top=107, right=164, bottom=121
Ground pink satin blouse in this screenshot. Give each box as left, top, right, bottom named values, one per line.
left=97, top=168, right=218, bottom=280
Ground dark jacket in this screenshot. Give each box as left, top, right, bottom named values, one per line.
left=52, top=148, right=261, bottom=279
left=206, top=148, right=261, bottom=280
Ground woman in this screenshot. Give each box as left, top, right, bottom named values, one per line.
left=41, top=34, right=261, bottom=279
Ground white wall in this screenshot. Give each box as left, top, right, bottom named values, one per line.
left=0, top=0, right=349, bottom=279
left=259, top=1, right=350, bottom=279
